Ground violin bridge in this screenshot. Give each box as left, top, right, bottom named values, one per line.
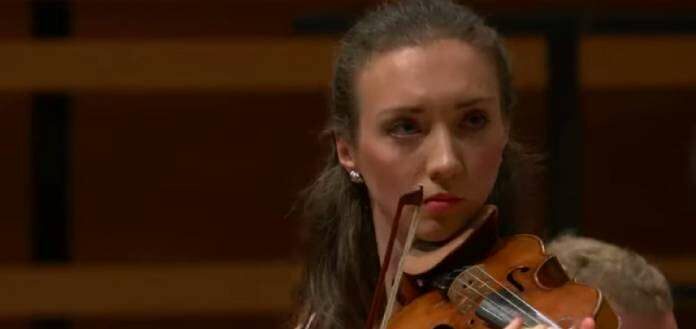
left=446, top=265, right=487, bottom=314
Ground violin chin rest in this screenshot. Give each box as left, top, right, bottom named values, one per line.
left=536, top=255, right=572, bottom=289
left=403, top=205, right=498, bottom=275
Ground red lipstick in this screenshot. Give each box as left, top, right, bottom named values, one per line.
left=423, top=193, right=462, bottom=214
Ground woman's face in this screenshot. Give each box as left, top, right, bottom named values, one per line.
left=337, top=38, right=508, bottom=242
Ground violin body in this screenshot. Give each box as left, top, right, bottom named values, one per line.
left=389, top=235, right=619, bottom=329
left=366, top=197, right=620, bottom=329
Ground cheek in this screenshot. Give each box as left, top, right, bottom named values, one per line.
left=357, top=139, right=414, bottom=215
left=468, top=140, right=505, bottom=196
left=476, top=146, right=504, bottom=176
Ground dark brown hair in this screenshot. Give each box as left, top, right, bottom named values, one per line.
left=295, top=1, right=515, bottom=328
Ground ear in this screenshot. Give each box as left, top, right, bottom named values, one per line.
left=335, top=136, right=357, bottom=171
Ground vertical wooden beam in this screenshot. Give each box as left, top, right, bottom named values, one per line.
left=546, top=17, right=582, bottom=235
left=31, top=1, right=72, bottom=329
left=32, top=0, right=71, bottom=38
left=31, top=94, right=71, bottom=263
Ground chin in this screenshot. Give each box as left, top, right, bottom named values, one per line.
left=415, top=218, right=462, bottom=242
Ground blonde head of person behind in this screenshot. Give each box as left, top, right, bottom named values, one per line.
left=547, top=235, right=679, bottom=329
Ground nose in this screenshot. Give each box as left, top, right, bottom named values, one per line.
left=426, top=126, right=464, bottom=186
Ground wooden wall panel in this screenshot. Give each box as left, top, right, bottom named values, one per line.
left=0, top=321, right=28, bottom=329
left=652, top=257, right=696, bottom=286
left=0, top=94, right=31, bottom=262
left=71, top=0, right=696, bottom=39
left=0, top=39, right=337, bottom=92
left=73, top=0, right=372, bottom=38
left=0, top=263, right=299, bottom=317
left=581, top=90, right=696, bottom=254
left=72, top=92, right=325, bottom=262
left=0, top=37, right=544, bottom=92
left=0, top=2, right=29, bottom=38
left=74, top=315, right=288, bottom=329
left=474, top=1, right=696, bottom=13
left=582, top=36, right=696, bottom=90
left=674, top=300, right=696, bottom=328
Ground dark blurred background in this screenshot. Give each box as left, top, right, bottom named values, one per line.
left=0, top=0, right=694, bottom=328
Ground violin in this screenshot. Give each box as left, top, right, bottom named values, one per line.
left=365, top=188, right=619, bottom=329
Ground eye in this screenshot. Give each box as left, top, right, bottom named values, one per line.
left=388, top=118, right=422, bottom=137
left=461, top=111, right=488, bottom=130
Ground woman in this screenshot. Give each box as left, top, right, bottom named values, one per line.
left=295, top=1, right=596, bottom=328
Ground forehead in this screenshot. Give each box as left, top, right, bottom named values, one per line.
left=355, top=38, right=499, bottom=114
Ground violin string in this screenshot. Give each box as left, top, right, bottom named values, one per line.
left=448, top=267, right=526, bottom=322
left=451, top=276, right=532, bottom=325
left=452, top=283, right=519, bottom=325
left=447, top=266, right=563, bottom=329
left=454, top=266, right=539, bottom=325
left=464, top=267, right=538, bottom=324
left=469, top=266, right=559, bottom=327
left=463, top=301, right=511, bottom=326
left=468, top=266, right=561, bottom=328
left=471, top=266, right=561, bottom=328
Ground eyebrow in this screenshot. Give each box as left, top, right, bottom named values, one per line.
left=376, top=96, right=496, bottom=119
left=376, top=106, right=424, bottom=120
left=454, top=96, right=497, bottom=109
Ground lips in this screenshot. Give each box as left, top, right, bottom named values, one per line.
left=423, top=193, right=462, bottom=214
